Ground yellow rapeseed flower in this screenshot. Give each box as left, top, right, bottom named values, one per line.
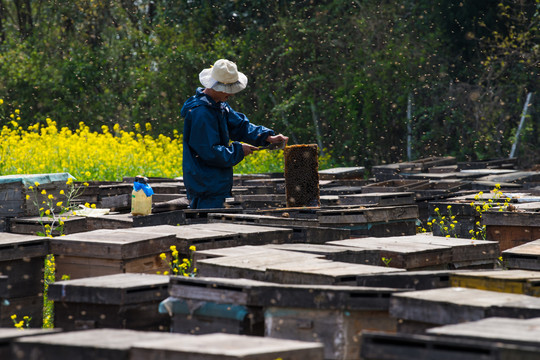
left=41, top=190, right=47, bottom=195
left=189, top=245, right=196, bottom=252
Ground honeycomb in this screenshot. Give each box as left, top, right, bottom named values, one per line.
left=284, top=144, right=320, bottom=207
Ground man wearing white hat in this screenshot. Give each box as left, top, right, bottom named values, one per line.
left=181, top=59, right=288, bottom=209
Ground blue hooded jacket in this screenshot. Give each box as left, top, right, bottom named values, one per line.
left=181, top=88, right=275, bottom=199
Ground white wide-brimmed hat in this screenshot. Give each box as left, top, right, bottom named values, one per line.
left=199, top=59, right=248, bottom=94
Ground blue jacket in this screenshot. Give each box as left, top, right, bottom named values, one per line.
left=181, top=88, right=275, bottom=199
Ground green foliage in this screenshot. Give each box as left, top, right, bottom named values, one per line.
left=0, top=0, right=537, bottom=169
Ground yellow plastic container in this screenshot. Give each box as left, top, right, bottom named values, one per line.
left=131, top=189, right=152, bottom=216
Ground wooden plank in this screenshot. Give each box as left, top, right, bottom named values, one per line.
left=55, top=253, right=169, bottom=280
left=361, top=331, right=501, bottom=360
left=264, top=258, right=403, bottom=285
left=265, top=307, right=395, bottom=360
left=427, top=317, right=540, bottom=346
left=264, top=243, right=380, bottom=265
left=48, top=273, right=169, bottom=304
left=357, top=270, right=457, bottom=290
left=361, top=179, right=429, bottom=193
left=168, top=276, right=270, bottom=306
left=390, top=287, right=540, bottom=328
left=502, top=239, right=540, bottom=270
left=450, top=270, right=540, bottom=296
left=9, top=216, right=88, bottom=236
left=0, top=257, right=45, bottom=298
left=206, top=213, right=350, bottom=245
left=54, top=301, right=170, bottom=331
left=12, top=329, right=171, bottom=359
left=131, top=333, right=325, bottom=360
left=0, top=295, right=43, bottom=328
left=483, top=210, right=540, bottom=227
left=196, top=249, right=321, bottom=280
left=336, top=192, right=415, bottom=206
left=328, top=236, right=454, bottom=269
left=50, top=229, right=177, bottom=259
left=317, top=205, right=418, bottom=229
left=0, top=233, right=48, bottom=261
left=397, top=234, right=500, bottom=265
left=257, top=283, right=404, bottom=310
left=0, top=329, right=61, bottom=360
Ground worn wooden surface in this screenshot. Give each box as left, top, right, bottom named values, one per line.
left=450, top=270, right=540, bottom=296
left=12, top=328, right=168, bottom=359
left=50, top=229, right=177, bottom=259
left=49, top=273, right=169, bottom=304
left=207, top=212, right=351, bottom=244
left=361, top=331, right=503, bottom=360
left=502, top=239, right=540, bottom=270
left=9, top=216, right=88, bottom=236
left=264, top=257, right=403, bottom=285
left=357, top=270, right=457, bottom=290
left=427, top=317, right=540, bottom=346
left=264, top=243, right=380, bottom=265
left=195, top=248, right=321, bottom=280
left=328, top=236, right=454, bottom=269
left=361, top=179, right=428, bottom=193
left=265, top=306, right=395, bottom=360
left=131, top=332, right=325, bottom=360
left=0, top=329, right=61, bottom=360
left=335, top=192, right=416, bottom=206
left=0, top=295, right=43, bottom=328
left=0, top=233, right=48, bottom=261
left=390, top=287, right=540, bottom=328
left=168, top=276, right=271, bottom=306
left=55, top=253, right=169, bottom=280
left=318, top=166, right=365, bottom=180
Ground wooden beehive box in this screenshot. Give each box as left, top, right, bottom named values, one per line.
left=284, top=144, right=320, bottom=207
left=362, top=318, right=540, bottom=360
left=361, top=330, right=502, bottom=360
left=131, top=332, right=325, bottom=360
left=0, top=233, right=48, bottom=298
left=195, top=247, right=322, bottom=281
left=0, top=233, right=48, bottom=327
left=0, top=329, right=61, bottom=359
left=49, top=229, right=177, bottom=279
left=72, top=181, right=132, bottom=211
left=232, top=194, right=287, bottom=209
left=336, top=192, right=415, bottom=206
left=207, top=212, right=351, bottom=244
left=263, top=257, right=403, bottom=285
left=361, top=179, right=428, bottom=193
left=261, top=283, right=404, bottom=360
left=49, top=273, right=170, bottom=331
left=165, top=276, right=271, bottom=336
left=389, top=287, right=540, bottom=333
left=11, top=328, right=170, bottom=360
left=9, top=215, right=88, bottom=236
left=426, top=317, right=540, bottom=358
left=265, top=243, right=380, bottom=265
left=328, top=234, right=493, bottom=270
left=318, top=166, right=365, bottom=180
left=502, top=239, right=540, bottom=270
left=0, top=174, right=72, bottom=218
left=484, top=207, right=540, bottom=251
left=317, top=204, right=419, bottom=237
left=450, top=270, right=540, bottom=297
left=357, top=269, right=457, bottom=290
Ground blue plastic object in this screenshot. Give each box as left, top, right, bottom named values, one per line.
left=133, top=181, right=154, bottom=197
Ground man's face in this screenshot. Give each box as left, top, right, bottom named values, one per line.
left=214, top=90, right=233, bottom=102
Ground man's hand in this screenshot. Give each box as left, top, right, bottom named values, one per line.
left=266, top=134, right=289, bottom=144
left=242, top=143, right=258, bottom=156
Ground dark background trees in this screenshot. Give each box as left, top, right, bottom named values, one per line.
left=0, top=0, right=537, bottom=169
